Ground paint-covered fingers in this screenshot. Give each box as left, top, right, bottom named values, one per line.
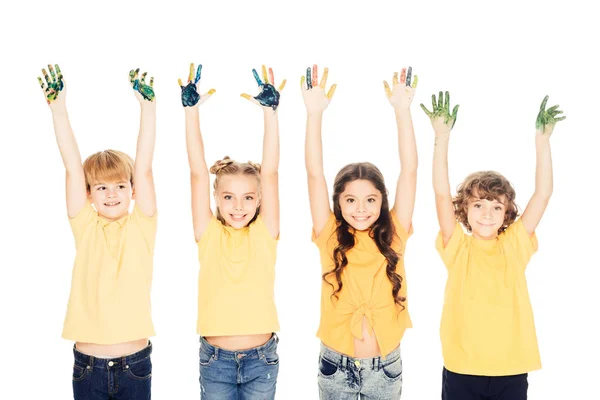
left=420, top=103, right=433, bottom=117
left=196, top=89, right=216, bottom=106
left=383, top=80, right=392, bottom=98
left=240, top=93, right=261, bottom=106
left=39, top=64, right=65, bottom=105
left=386, top=67, right=416, bottom=109
left=326, top=84, right=337, bottom=99
left=536, top=95, right=565, bottom=134
left=252, top=69, right=264, bottom=87
left=320, top=68, right=329, bottom=89
left=306, top=67, right=313, bottom=89
left=278, top=79, right=287, bottom=92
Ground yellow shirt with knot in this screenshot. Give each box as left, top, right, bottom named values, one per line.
left=436, top=218, right=540, bottom=376
left=196, top=215, right=280, bottom=336
left=313, top=211, right=412, bottom=358
left=62, top=200, right=157, bottom=344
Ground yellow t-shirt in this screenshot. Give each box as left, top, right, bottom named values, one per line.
left=62, top=200, right=157, bottom=344
left=197, top=215, right=280, bottom=336
left=436, top=219, right=540, bottom=376
left=313, top=211, right=412, bottom=358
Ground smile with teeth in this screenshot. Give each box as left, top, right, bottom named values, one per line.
left=104, top=201, right=121, bottom=206
left=353, top=216, right=371, bottom=221
left=230, top=214, right=247, bottom=221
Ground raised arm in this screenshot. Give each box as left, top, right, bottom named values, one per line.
left=521, top=95, right=565, bottom=235
left=129, top=68, right=157, bottom=217
left=39, top=64, right=87, bottom=218
left=302, top=65, right=337, bottom=237
left=180, top=63, right=216, bottom=241
left=384, top=67, right=418, bottom=232
left=240, top=65, right=286, bottom=238
left=421, top=91, right=460, bottom=245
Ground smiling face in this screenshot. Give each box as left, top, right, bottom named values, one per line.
left=88, top=180, right=133, bottom=221
left=466, top=191, right=507, bottom=240
left=338, top=179, right=382, bottom=231
left=215, top=174, right=260, bottom=229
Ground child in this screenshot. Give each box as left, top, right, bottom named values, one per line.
left=424, top=92, right=564, bottom=399
left=304, top=65, right=418, bottom=399
left=39, top=65, right=158, bottom=399
left=181, top=63, right=284, bottom=399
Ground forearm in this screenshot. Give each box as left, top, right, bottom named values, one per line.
left=185, top=108, right=209, bottom=177
left=134, top=103, right=156, bottom=174
left=433, top=133, right=451, bottom=197
left=261, top=110, right=279, bottom=176
left=305, top=112, right=325, bottom=178
left=51, top=109, right=83, bottom=174
left=534, top=134, right=553, bottom=198
left=395, top=108, right=418, bottom=172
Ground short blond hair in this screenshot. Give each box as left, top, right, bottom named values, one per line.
left=83, top=150, right=134, bottom=192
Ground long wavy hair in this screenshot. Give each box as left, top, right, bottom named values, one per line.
left=323, top=162, right=406, bottom=310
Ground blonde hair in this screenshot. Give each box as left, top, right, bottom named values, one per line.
left=83, top=150, right=134, bottom=192
left=453, top=171, right=519, bottom=234
left=210, top=156, right=262, bottom=225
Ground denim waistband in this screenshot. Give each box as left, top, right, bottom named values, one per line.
left=200, top=334, right=278, bottom=361
left=319, top=342, right=401, bottom=371
left=73, top=341, right=152, bottom=370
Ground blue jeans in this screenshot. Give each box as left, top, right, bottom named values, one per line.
left=317, top=343, right=403, bottom=400
left=199, top=334, right=279, bottom=400
left=442, top=367, right=528, bottom=400
left=72, top=342, right=152, bottom=400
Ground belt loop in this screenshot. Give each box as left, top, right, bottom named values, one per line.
left=374, top=357, right=380, bottom=372
left=341, top=355, right=347, bottom=371
left=214, top=347, right=219, bottom=361
left=89, top=355, right=94, bottom=368
left=122, top=355, right=127, bottom=370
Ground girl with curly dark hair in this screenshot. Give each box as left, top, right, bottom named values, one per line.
left=304, top=65, right=418, bottom=399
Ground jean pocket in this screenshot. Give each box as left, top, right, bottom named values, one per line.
left=125, top=357, right=152, bottom=380
left=318, top=356, right=339, bottom=377
left=381, top=356, right=403, bottom=381
left=72, top=364, right=89, bottom=382
left=260, top=349, right=279, bottom=366
left=199, top=351, right=215, bottom=367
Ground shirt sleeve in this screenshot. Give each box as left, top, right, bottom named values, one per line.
left=391, top=210, right=413, bottom=244
left=435, top=222, right=466, bottom=269
left=312, top=213, right=337, bottom=249
left=197, top=215, right=222, bottom=255
left=130, top=203, right=158, bottom=252
left=501, top=218, right=538, bottom=269
left=69, top=200, right=97, bottom=248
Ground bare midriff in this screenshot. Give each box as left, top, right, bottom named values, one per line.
left=353, top=317, right=383, bottom=358
left=205, top=333, right=273, bottom=351
left=76, top=338, right=149, bottom=357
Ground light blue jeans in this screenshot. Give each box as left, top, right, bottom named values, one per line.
left=317, top=343, right=403, bottom=399
left=199, top=334, right=279, bottom=399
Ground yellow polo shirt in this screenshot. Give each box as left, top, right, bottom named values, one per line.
left=313, top=211, right=412, bottom=358
left=436, top=219, right=540, bottom=376
left=197, top=215, right=280, bottom=336
left=62, top=200, right=157, bottom=344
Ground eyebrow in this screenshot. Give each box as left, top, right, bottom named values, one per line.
left=471, top=197, right=505, bottom=205
left=93, top=181, right=128, bottom=186
left=343, top=193, right=379, bottom=198
left=222, top=191, right=256, bottom=195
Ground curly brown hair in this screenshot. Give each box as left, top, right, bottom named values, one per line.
left=209, top=156, right=262, bottom=225
left=453, top=171, right=519, bottom=234
left=324, top=162, right=406, bottom=311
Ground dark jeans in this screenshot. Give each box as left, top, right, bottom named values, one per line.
left=72, top=342, right=152, bottom=400
left=442, top=367, right=528, bottom=400
left=199, top=334, right=279, bottom=400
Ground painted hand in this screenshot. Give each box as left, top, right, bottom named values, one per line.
left=129, top=68, right=155, bottom=102
left=241, top=65, right=286, bottom=111
left=384, top=66, right=418, bottom=109
left=38, top=64, right=65, bottom=106
left=536, top=95, right=565, bottom=136
left=421, top=91, right=459, bottom=135
left=178, top=63, right=215, bottom=107
left=301, top=65, right=337, bottom=114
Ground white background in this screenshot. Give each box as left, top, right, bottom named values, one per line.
left=1, top=0, right=598, bottom=398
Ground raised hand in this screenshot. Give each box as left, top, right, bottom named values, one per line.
left=301, top=64, right=337, bottom=114
left=421, top=91, right=459, bottom=135
left=129, top=68, right=155, bottom=102
left=535, top=95, right=565, bottom=136
left=38, top=64, right=65, bottom=106
left=241, top=65, right=286, bottom=110
left=178, top=63, right=215, bottom=107
left=383, top=66, right=418, bottom=109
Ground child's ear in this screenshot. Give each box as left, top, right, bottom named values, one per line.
left=132, top=187, right=136, bottom=200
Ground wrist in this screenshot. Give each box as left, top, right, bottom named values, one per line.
left=394, top=107, right=412, bottom=116
left=307, top=110, right=324, bottom=118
